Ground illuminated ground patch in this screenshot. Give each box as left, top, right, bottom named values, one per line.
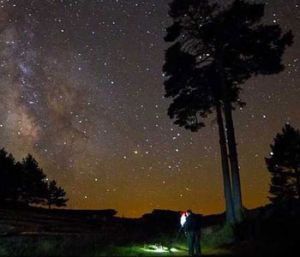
left=95, top=243, right=231, bottom=256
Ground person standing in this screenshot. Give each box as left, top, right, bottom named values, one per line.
left=183, top=210, right=201, bottom=256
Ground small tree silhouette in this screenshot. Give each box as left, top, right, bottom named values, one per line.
left=266, top=124, right=300, bottom=206
left=45, top=180, right=68, bottom=209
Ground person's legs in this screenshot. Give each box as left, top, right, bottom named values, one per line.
left=187, top=232, right=194, bottom=256
left=194, top=233, right=201, bottom=256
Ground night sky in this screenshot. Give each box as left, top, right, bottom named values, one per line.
left=0, top=0, right=299, bottom=217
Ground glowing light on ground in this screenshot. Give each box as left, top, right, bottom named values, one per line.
left=142, top=244, right=181, bottom=253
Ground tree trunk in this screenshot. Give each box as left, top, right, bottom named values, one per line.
left=216, top=101, right=236, bottom=224
left=223, top=101, right=243, bottom=222
left=215, top=47, right=243, bottom=222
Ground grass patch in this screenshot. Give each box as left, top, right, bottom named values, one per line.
left=0, top=225, right=234, bottom=257
left=0, top=235, right=104, bottom=257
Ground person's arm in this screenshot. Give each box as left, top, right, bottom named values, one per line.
left=184, top=216, right=191, bottom=232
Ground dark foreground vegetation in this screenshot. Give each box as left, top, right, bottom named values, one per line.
left=1, top=204, right=300, bottom=256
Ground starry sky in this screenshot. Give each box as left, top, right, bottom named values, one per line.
left=0, top=0, right=299, bottom=217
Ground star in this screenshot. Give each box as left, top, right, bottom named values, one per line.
left=0, top=0, right=298, bottom=218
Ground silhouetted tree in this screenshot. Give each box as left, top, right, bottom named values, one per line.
left=164, top=1, right=236, bottom=224
left=18, top=154, right=48, bottom=205
left=266, top=124, right=300, bottom=206
left=0, top=148, right=19, bottom=203
left=45, top=180, right=68, bottom=209
left=164, top=0, right=293, bottom=222
left=0, top=149, right=68, bottom=208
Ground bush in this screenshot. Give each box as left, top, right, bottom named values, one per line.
left=201, top=223, right=235, bottom=248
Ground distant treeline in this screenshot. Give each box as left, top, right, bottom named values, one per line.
left=0, top=148, right=68, bottom=209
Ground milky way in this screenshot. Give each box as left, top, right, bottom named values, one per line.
left=0, top=0, right=299, bottom=217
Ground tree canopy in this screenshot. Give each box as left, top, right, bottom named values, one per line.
left=0, top=148, right=68, bottom=208
left=164, top=0, right=293, bottom=131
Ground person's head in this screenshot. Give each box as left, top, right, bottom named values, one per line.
left=186, top=209, right=192, bottom=216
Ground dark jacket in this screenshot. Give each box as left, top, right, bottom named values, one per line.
left=183, top=213, right=201, bottom=232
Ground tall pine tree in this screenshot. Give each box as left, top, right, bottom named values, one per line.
left=164, top=0, right=293, bottom=222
